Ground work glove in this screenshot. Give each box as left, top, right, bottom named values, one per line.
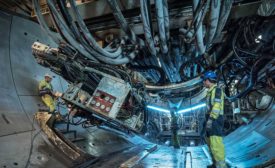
left=39, top=88, right=52, bottom=96
left=53, top=91, right=63, bottom=98
left=206, top=119, right=213, bottom=130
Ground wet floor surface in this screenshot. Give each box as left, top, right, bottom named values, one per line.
left=55, top=121, right=212, bottom=168
left=135, top=145, right=211, bottom=168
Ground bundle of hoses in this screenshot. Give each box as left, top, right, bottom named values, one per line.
left=33, top=0, right=139, bottom=65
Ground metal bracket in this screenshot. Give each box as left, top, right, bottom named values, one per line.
left=35, top=112, right=95, bottom=163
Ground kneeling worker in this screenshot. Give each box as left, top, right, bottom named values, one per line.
left=39, top=73, right=61, bottom=113
left=202, top=71, right=227, bottom=168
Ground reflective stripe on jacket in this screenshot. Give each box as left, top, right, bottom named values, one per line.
left=39, top=79, right=53, bottom=96
left=206, top=84, right=224, bottom=119
left=206, top=84, right=225, bottom=137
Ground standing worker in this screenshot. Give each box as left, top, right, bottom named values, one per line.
left=202, top=71, right=227, bottom=168
left=38, top=73, right=56, bottom=113
left=170, top=107, right=180, bottom=149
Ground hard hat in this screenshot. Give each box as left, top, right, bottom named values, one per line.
left=202, top=71, right=217, bottom=81
left=44, top=73, right=53, bottom=78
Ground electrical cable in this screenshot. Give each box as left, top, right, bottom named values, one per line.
left=56, top=0, right=96, bottom=55
left=163, top=0, right=170, bottom=40
left=46, top=0, right=98, bottom=61
left=181, top=0, right=206, bottom=38
left=140, top=0, right=157, bottom=56
left=106, top=0, right=144, bottom=46
left=227, top=55, right=274, bottom=101
left=232, top=28, right=247, bottom=66
left=128, top=64, right=166, bottom=83
left=154, top=0, right=168, bottom=54
left=67, top=0, right=123, bottom=58
left=206, top=0, right=221, bottom=46
left=192, top=0, right=207, bottom=54
left=180, top=4, right=210, bottom=45
left=213, top=0, right=233, bottom=41
left=33, top=0, right=61, bottom=43
left=51, top=0, right=133, bottom=65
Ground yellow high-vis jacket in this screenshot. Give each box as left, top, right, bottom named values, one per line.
left=39, top=79, right=55, bottom=112
left=39, top=79, right=53, bottom=96
left=207, top=84, right=224, bottom=120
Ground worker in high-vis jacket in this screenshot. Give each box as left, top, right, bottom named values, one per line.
left=39, top=73, right=56, bottom=113
left=202, top=71, right=227, bottom=168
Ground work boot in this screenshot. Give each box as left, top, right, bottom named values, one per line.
left=216, top=161, right=227, bottom=168
left=207, top=164, right=216, bottom=168
left=173, top=144, right=180, bottom=149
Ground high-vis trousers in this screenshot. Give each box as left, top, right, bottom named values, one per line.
left=206, top=136, right=226, bottom=168
left=172, top=130, right=180, bottom=148
left=42, top=95, right=55, bottom=112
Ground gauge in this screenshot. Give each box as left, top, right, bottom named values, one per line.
left=96, top=102, right=100, bottom=107
left=104, top=96, right=110, bottom=101
left=100, top=105, right=105, bottom=109
left=110, top=99, right=115, bottom=103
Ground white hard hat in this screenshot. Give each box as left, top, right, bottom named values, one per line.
left=44, top=73, right=53, bottom=78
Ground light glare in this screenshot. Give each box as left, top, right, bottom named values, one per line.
left=146, top=103, right=206, bottom=114
left=255, top=34, right=262, bottom=43
left=147, top=105, right=170, bottom=113
left=177, top=103, right=206, bottom=113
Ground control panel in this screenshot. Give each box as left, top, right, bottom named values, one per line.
left=88, top=90, right=116, bottom=115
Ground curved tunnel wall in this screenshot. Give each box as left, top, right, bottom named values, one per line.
left=0, top=11, right=67, bottom=137
left=224, top=105, right=275, bottom=167
left=0, top=11, right=138, bottom=168
left=0, top=11, right=70, bottom=168
left=0, top=11, right=274, bottom=168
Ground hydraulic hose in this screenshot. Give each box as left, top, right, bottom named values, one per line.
left=227, top=56, right=274, bottom=101
left=192, top=0, right=206, bottom=54
left=179, top=0, right=210, bottom=44
left=46, top=0, right=98, bottom=61
left=48, top=0, right=132, bottom=64
left=145, top=76, right=202, bottom=91
left=180, top=0, right=206, bottom=38
left=140, top=0, right=157, bottom=56
left=57, top=0, right=100, bottom=57
left=33, top=0, right=61, bottom=44
left=158, top=54, right=174, bottom=82
left=206, top=0, right=221, bottom=47
left=232, top=27, right=249, bottom=67
left=163, top=0, right=170, bottom=40
left=179, top=28, right=194, bottom=39
left=179, top=56, right=205, bottom=81
left=57, top=0, right=81, bottom=40
left=106, top=0, right=144, bottom=47
left=128, top=65, right=166, bottom=83
left=67, top=0, right=123, bottom=58
left=214, top=0, right=233, bottom=41
left=155, top=0, right=168, bottom=54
